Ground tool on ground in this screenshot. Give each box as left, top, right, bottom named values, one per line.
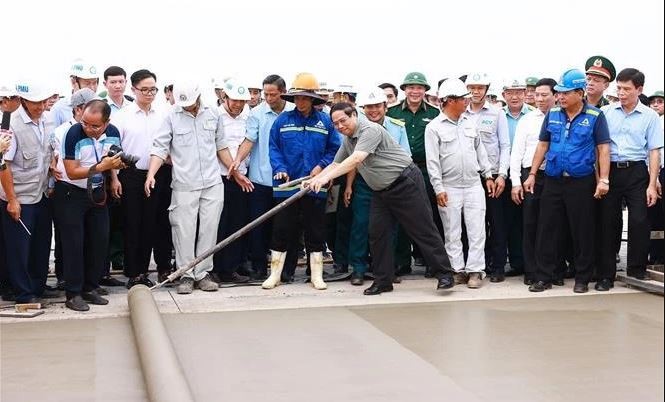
left=277, top=175, right=311, bottom=189
left=151, top=187, right=311, bottom=290
left=0, top=302, right=43, bottom=318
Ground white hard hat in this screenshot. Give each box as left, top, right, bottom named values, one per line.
left=606, top=82, right=618, bottom=98
left=247, top=80, right=263, bottom=91
left=213, top=77, right=230, bottom=89
left=438, top=79, right=471, bottom=99
left=173, top=83, right=201, bottom=107
left=503, top=78, right=527, bottom=90
left=223, top=79, right=251, bottom=101
left=70, top=59, right=98, bottom=79
left=465, top=72, right=491, bottom=86
left=15, top=81, right=52, bottom=102
left=357, top=87, right=388, bottom=107
left=334, top=84, right=356, bottom=94
left=0, top=84, right=17, bottom=98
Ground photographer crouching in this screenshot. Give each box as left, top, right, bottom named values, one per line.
left=60, top=100, right=127, bottom=311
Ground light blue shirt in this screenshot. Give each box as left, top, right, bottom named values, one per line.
left=601, top=101, right=664, bottom=162
left=246, top=101, right=295, bottom=186
left=382, top=117, right=411, bottom=154
left=504, top=104, right=533, bottom=146
left=48, top=97, right=72, bottom=128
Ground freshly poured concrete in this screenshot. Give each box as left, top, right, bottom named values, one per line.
left=2, top=293, right=662, bottom=402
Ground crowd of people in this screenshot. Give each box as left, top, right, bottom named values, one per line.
left=0, top=55, right=663, bottom=311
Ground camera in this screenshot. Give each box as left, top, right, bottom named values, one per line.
left=106, top=144, right=140, bottom=168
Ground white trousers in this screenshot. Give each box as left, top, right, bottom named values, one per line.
left=438, top=185, right=486, bottom=273
left=169, top=183, right=224, bottom=280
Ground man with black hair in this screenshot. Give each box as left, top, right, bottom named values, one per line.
left=61, top=100, right=125, bottom=311
left=510, top=78, right=558, bottom=285
left=378, top=83, right=399, bottom=107
left=102, top=66, right=133, bottom=113
left=113, top=69, right=172, bottom=288
left=306, top=102, right=455, bottom=295
left=597, top=68, right=663, bottom=288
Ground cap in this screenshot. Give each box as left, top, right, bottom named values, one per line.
left=173, top=83, right=201, bottom=107
left=648, top=90, right=664, bottom=100
left=69, top=88, right=98, bottom=108
left=585, top=55, right=616, bottom=82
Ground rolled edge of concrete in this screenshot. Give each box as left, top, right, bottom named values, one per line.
left=128, top=285, right=195, bottom=402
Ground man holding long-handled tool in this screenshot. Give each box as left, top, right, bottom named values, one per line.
left=306, top=102, right=455, bottom=295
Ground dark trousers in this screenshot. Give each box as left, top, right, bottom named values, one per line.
left=50, top=198, right=64, bottom=281
left=483, top=176, right=509, bottom=274
left=106, top=200, right=124, bottom=272
left=649, top=168, right=665, bottom=263
left=521, top=169, right=544, bottom=280
left=0, top=197, right=52, bottom=303
left=248, top=183, right=273, bottom=273
left=214, top=177, right=249, bottom=277
left=505, top=177, right=524, bottom=271
left=54, top=182, right=108, bottom=297
left=410, top=165, right=445, bottom=262
left=0, top=211, right=8, bottom=293
left=370, top=164, right=452, bottom=286
left=535, top=175, right=596, bottom=284
left=598, top=163, right=650, bottom=280
left=120, top=166, right=172, bottom=278
left=271, top=196, right=326, bottom=253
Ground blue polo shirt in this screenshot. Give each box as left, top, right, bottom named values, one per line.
left=246, top=101, right=295, bottom=187
left=63, top=122, right=121, bottom=189
left=601, top=101, right=663, bottom=162
left=504, top=104, right=533, bottom=145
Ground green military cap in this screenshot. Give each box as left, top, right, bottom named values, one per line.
left=400, top=72, right=430, bottom=91
left=648, top=90, right=664, bottom=100
left=585, top=55, right=616, bottom=82
left=525, top=76, right=539, bottom=87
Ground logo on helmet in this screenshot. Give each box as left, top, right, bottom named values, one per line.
left=179, top=94, right=187, bottom=101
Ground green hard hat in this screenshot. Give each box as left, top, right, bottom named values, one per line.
left=525, top=76, right=539, bottom=87
left=648, top=90, right=664, bottom=100
left=400, top=72, right=430, bottom=91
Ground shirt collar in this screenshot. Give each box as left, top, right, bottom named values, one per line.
left=18, top=106, right=43, bottom=125
left=400, top=99, right=427, bottom=112
left=612, top=100, right=647, bottom=115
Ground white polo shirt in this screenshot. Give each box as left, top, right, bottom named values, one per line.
left=509, top=108, right=547, bottom=186
left=218, top=104, right=250, bottom=176
left=113, top=102, right=166, bottom=170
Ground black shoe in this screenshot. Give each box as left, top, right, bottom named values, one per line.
left=40, top=288, right=63, bottom=299
left=81, top=291, right=109, bottom=305
left=94, top=287, right=109, bottom=296
left=437, top=276, right=454, bottom=290
left=140, top=275, right=155, bottom=287
left=595, top=279, right=614, bottom=291
left=1, top=291, right=16, bottom=302
left=350, top=273, right=364, bottom=286
left=100, top=276, right=126, bottom=287
left=573, top=282, right=589, bottom=293
left=414, top=257, right=426, bottom=266
left=392, top=276, right=402, bottom=284
left=65, top=295, right=90, bottom=312
left=490, top=274, right=505, bottom=283
left=126, top=276, right=144, bottom=289
left=333, top=264, right=349, bottom=274
left=280, top=273, right=294, bottom=284
left=396, top=264, right=412, bottom=276
left=363, top=283, right=393, bottom=295
left=221, top=272, right=250, bottom=284
left=523, top=277, right=534, bottom=286
left=552, top=278, right=565, bottom=286
left=529, top=281, right=552, bottom=292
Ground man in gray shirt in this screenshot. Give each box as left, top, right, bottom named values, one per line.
left=306, top=102, right=455, bottom=295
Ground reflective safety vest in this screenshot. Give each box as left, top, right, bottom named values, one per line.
left=544, top=106, right=600, bottom=178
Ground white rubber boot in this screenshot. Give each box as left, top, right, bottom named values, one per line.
left=262, top=250, right=286, bottom=289
left=310, top=252, right=327, bottom=290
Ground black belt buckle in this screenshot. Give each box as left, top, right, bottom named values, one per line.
left=616, top=161, right=630, bottom=168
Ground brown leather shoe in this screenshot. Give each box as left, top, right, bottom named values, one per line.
left=467, top=273, right=483, bottom=289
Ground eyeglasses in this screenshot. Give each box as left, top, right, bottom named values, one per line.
left=133, top=87, right=159, bottom=95
left=81, top=120, right=108, bottom=131
left=332, top=116, right=350, bottom=127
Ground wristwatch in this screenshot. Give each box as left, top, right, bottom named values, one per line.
left=599, top=178, right=610, bottom=185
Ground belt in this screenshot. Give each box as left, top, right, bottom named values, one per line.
left=380, top=163, right=416, bottom=192
left=611, top=160, right=644, bottom=169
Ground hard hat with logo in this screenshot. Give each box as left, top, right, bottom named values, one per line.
left=15, top=81, right=52, bottom=102
left=648, top=90, right=664, bottom=101
left=173, top=82, right=201, bottom=107
left=0, top=84, right=17, bottom=98
left=400, top=72, right=430, bottom=91
left=526, top=76, right=539, bottom=87
left=585, top=55, right=616, bottom=82
left=503, top=78, right=527, bottom=91
left=223, top=79, right=251, bottom=101
left=554, top=69, right=587, bottom=93
left=438, top=78, right=471, bottom=99
left=465, top=72, right=491, bottom=86
left=357, top=87, right=388, bottom=107
left=70, top=59, right=98, bottom=79
left=280, top=72, right=327, bottom=105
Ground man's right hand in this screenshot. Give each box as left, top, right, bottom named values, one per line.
left=523, top=175, right=535, bottom=194
left=511, top=186, right=524, bottom=205
left=227, top=159, right=241, bottom=179
left=99, top=154, right=124, bottom=172
left=7, top=198, right=20, bottom=222
left=343, top=186, right=353, bottom=208
left=273, top=172, right=289, bottom=182
left=436, top=192, right=448, bottom=208
left=144, top=176, right=156, bottom=197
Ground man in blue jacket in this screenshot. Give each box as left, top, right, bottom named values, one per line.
left=263, top=73, right=341, bottom=290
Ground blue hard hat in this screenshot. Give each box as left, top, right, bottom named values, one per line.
left=554, top=69, right=587, bottom=92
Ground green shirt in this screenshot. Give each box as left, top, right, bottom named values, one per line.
left=386, top=100, right=440, bottom=164
left=587, top=95, right=610, bottom=108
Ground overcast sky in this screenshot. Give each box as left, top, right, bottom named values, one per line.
left=2, top=0, right=664, bottom=101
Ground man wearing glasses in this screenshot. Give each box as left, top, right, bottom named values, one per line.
left=113, top=69, right=172, bottom=288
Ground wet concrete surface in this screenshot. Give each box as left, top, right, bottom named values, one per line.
left=1, top=293, right=662, bottom=402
